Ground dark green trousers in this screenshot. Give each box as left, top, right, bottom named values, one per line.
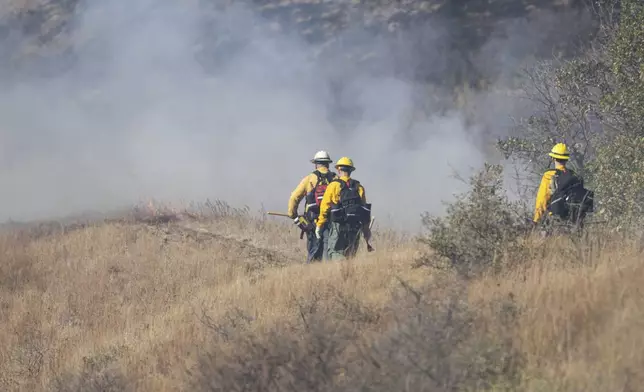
left=327, top=222, right=362, bottom=260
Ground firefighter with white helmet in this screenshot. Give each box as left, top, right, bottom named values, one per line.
left=287, top=150, right=337, bottom=262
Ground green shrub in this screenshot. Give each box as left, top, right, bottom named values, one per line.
left=419, top=164, right=530, bottom=278
left=587, top=0, right=644, bottom=223
left=587, top=134, right=644, bottom=224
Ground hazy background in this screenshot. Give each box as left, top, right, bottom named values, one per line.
left=0, top=0, right=596, bottom=229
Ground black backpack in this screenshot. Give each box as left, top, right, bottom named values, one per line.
left=329, top=179, right=371, bottom=225
left=548, top=169, right=594, bottom=223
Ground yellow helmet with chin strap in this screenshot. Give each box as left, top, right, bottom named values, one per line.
left=548, top=143, right=570, bottom=160
left=335, top=156, right=355, bottom=171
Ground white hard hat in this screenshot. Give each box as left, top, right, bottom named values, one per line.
left=311, top=150, right=332, bottom=163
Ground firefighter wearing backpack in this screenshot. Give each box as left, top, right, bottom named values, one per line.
left=288, top=150, right=337, bottom=263
left=533, top=143, right=594, bottom=229
left=316, top=157, right=372, bottom=261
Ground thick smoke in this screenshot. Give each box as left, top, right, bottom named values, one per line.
left=0, top=1, right=592, bottom=230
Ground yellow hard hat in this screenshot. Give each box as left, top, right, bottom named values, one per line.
left=548, top=143, right=570, bottom=160
left=335, top=156, right=355, bottom=170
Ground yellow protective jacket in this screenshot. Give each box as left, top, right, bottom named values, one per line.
left=317, top=175, right=367, bottom=227
left=533, top=163, right=566, bottom=223
left=287, top=167, right=335, bottom=218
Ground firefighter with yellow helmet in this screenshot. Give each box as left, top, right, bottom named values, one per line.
left=316, top=157, right=372, bottom=260
left=533, top=143, right=594, bottom=229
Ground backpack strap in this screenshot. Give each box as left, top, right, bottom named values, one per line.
left=311, top=170, right=323, bottom=188
left=333, top=178, right=348, bottom=189
left=333, top=178, right=360, bottom=187
left=313, top=170, right=337, bottom=186
left=553, top=167, right=578, bottom=177
left=554, top=168, right=580, bottom=190
left=550, top=168, right=572, bottom=193
left=551, top=168, right=562, bottom=191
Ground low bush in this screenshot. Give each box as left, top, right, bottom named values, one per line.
left=419, top=163, right=530, bottom=278
left=190, top=273, right=524, bottom=391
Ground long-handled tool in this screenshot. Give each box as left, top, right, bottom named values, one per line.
left=365, top=216, right=375, bottom=252
left=267, top=212, right=291, bottom=217
left=267, top=211, right=313, bottom=239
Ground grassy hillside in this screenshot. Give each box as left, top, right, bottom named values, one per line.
left=1, top=202, right=643, bottom=391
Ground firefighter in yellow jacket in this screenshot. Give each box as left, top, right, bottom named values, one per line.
left=316, top=157, right=372, bottom=260
left=532, top=143, right=570, bottom=223
left=534, top=143, right=593, bottom=231
left=288, top=151, right=337, bottom=262
left=534, top=143, right=570, bottom=223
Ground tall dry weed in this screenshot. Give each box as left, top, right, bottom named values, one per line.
left=191, top=270, right=523, bottom=392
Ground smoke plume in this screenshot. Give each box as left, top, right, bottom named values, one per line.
left=0, top=0, right=593, bottom=230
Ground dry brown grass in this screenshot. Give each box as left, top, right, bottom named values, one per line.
left=0, top=202, right=424, bottom=391
left=472, top=234, right=644, bottom=391
left=0, top=202, right=642, bottom=391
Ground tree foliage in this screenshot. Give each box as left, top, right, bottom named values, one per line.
left=499, top=0, right=644, bottom=222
